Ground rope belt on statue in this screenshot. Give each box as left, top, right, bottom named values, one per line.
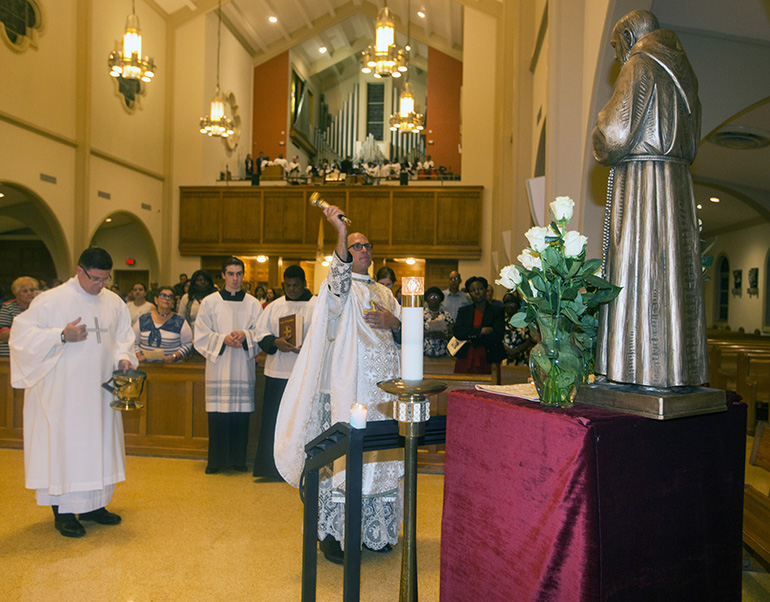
left=600, top=154, right=691, bottom=277
left=618, top=154, right=691, bottom=165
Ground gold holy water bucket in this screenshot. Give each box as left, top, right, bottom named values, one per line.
left=102, top=369, right=147, bottom=411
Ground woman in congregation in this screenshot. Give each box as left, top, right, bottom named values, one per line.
left=127, top=282, right=155, bottom=324
left=263, top=287, right=276, bottom=308
left=502, top=291, right=535, bottom=365
left=134, top=286, right=193, bottom=363
left=423, top=286, right=454, bottom=357
left=254, top=285, right=267, bottom=305
left=452, top=276, right=506, bottom=374
left=0, top=276, right=39, bottom=356
left=376, top=266, right=396, bottom=291
left=178, top=269, right=217, bottom=332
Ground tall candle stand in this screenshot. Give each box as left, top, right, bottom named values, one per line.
left=377, top=378, right=446, bottom=602
left=377, top=276, right=446, bottom=602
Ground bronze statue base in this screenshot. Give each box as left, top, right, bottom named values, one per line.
left=575, top=382, right=726, bottom=420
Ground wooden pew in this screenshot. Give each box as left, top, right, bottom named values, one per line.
left=498, top=364, right=531, bottom=385
left=744, top=422, right=770, bottom=564
left=737, top=352, right=770, bottom=435
left=708, top=339, right=770, bottom=392
left=0, top=357, right=24, bottom=449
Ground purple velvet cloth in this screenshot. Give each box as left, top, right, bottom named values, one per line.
left=440, top=390, right=745, bottom=602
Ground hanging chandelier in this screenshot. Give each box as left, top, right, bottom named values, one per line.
left=390, top=81, right=424, bottom=132
left=108, top=0, right=156, bottom=83
left=389, top=1, right=423, bottom=133
left=361, top=5, right=407, bottom=78
left=200, top=0, right=234, bottom=138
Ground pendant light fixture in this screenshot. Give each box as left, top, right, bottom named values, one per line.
left=361, top=3, right=407, bottom=78
left=108, top=0, right=156, bottom=83
left=200, top=0, right=234, bottom=138
left=390, top=81, right=425, bottom=132
left=389, top=1, right=424, bottom=132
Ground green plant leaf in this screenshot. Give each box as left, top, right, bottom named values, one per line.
left=581, top=258, right=603, bottom=276
left=532, top=353, right=552, bottom=373
left=510, top=312, right=530, bottom=328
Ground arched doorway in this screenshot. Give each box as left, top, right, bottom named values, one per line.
left=0, top=181, right=70, bottom=295
left=89, top=211, right=159, bottom=299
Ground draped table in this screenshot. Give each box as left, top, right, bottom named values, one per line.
left=440, top=389, right=745, bottom=602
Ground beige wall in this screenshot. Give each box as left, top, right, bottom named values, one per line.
left=0, top=0, right=78, bottom=139
left=703, top=223, right=770, bottom=332
left=0, top=0, right=168, bottom=280
left=91, top=0, right=167, bottom=170
left=0, top=122, right=77, bottom=248
left=456, top=6, right=497, bottom=284
left=199, top=10, right=255, bottom=183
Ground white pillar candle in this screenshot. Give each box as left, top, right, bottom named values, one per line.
left=400, top=277, right=424, bottom=382
left=350, top=402, right=368, bottom=429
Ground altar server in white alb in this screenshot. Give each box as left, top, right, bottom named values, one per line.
left=194, top=257, right=262, bottom=474
left=252, top=264, right=316, bottom=479
left=10, top=247, right=137, bottom=538
left=275, top=204, right=403, bottom=564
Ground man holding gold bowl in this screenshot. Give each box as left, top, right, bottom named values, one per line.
left=9, top=247, right=137, bottom=538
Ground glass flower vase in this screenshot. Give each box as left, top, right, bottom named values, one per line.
left=529, top=315, right=583, bottom=408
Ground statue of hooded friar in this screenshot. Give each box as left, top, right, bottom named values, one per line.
left=592, top=10, right=708, bottom=389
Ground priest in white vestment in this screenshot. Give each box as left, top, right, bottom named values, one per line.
left=252, top=265, right=316, bottom=479
left=10, top=247, right=137, bottom=538
left=275, top=204, right=403, bottom=564
left=194, top=257, right=262, bottom=474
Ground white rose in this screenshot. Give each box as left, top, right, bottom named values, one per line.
left=563, top=230, right=588, bottom=257
left=524, top=226, right=550, bottom=253
left=550, top=196, right=574, bottom=222
left=518, top=249, right=542, bottom=271
left=496, top=264, right=522, bottom=289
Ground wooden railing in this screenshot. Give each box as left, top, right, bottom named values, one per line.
left=178, top=185, right=483, bottom=259
left=3, top=355, right=518, bottom=472
left=0, top=357, right=265, bottom=460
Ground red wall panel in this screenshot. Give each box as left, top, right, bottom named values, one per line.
left=426, top=48, right=463, bottom=175
left=252, top=52, right=289, bottom=160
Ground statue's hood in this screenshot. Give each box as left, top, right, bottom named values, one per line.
left=632, top=28, right=698, bottom=115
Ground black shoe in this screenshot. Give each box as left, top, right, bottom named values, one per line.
left=54, top=514, right=86, bottom=538
left=232, top=465, right=248, bottom=472
left=79, top=507, right=121, bottom=525
left=205, top=466, right=219, bottom=474
left=364, top=543, right=393, bottom=553
left=319, top=535, right=344, bottom=565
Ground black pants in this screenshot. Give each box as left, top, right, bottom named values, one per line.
left=253, top=376, right=287, bottom=478
left=207, top=411, right=251, bottom=470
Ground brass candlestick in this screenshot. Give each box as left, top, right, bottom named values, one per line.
left=378, top=377, right=446, bottom=602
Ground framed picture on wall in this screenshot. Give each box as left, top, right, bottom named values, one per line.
left=732, top=269, right=742, bottom=297
left=748, top=267, right=759, bottom=296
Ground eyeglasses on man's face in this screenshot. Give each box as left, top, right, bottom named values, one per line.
left=348, top=242, right=373, bottom=252
left=158, top=293, right=175, bottom=300
left=79, top=266, right=112, bottom=285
